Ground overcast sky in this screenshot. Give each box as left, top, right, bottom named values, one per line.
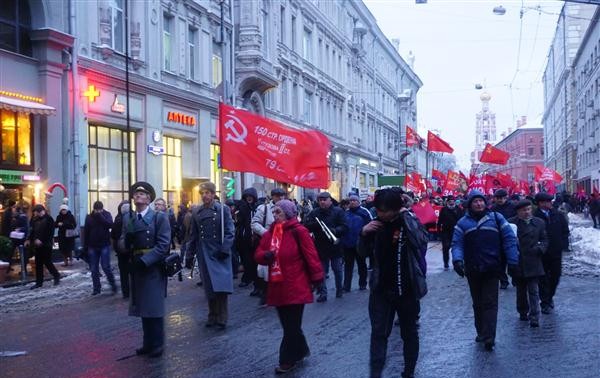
left=364, top=0, right=566, bottom=171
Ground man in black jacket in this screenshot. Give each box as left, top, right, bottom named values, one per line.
left=534, top=192, right=569, bottom=314
left=491, top=189, right=516, bottom=289
left=111, top=200, right=131, bottom=298
left=508, top=200, right=548, bottom=327
left=304, top=191, right=348, bottom=301
left=236, top=187, right=258, bottom=289
left=361, top=188, right=426, bottom=378
left=437, top=196, right=464, bottom=270
left=84, top=201, right=116, bottom=295
left=26, top=204, right=60, bottom=289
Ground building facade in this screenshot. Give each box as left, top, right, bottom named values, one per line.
left=572, top=7, right=600, bottom=193
left=484, top=120, right=544, bottom=183
left=1, top=0, right=421, bottom=224
left=542, top=2, right=597, bottom=192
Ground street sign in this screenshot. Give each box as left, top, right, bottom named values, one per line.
left=147, top=145, right=165, bottom=156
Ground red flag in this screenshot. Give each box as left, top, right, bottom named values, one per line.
left=412, top=200, right=438, bottom=224
left=468, top=174, right=487, bottom=194
left=479, top=143, right=510, bottom=165
left=405, top=174, right=419, bottom=193
left=406, top=126, right=419, bottom=147
left=519, top=181, right=530, bottom=195
left=218, top=103, right=330, bottom=188
left=485, top=174, right=500, bottom=195
left=496, top=172, right=513, bottom=188
left=427, top=131, right=454, bottom=153
left=444, top=170, right=461, bottom=191
left=534, top=165, right=563, bottom=183
left=432, top=169, right=445, bottom=180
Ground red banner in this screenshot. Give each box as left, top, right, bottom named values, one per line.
left=218, top=103, right=330, bottom=188
left=479, top=143, right=510, bottom=165
left=468, top=175, right=487, bottom=194
left=412, top=200, right=438, bottom=225
left=427, top=131, right=454, bottom=153
left=519, top=181, right=530, bottom=195
left=534, top=165, right=563, bottom=183
left=406, top=126, right=419, bottom=147
left=444, top=170, right=460, bottom=191
left=432, top=168, right=445, bottom=180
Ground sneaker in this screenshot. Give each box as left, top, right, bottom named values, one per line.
left=275, top=363, right=296, bottom=374
left=519, top=314, right=529, bottom=321
left=316, top=295, right=327, bottom=303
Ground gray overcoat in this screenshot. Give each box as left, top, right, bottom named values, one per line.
left=188, top=202, right=235, bottom=296
left=121, top=208, right=171, bottom=317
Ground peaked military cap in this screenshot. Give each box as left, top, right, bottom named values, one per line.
left=130, top=181, right=156, bottom=202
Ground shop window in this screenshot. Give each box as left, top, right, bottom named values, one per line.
left=359, top=172, right=367, bottom=188
left=88, top=125, right=135, bottom=214
left=0, top=0, right=32, bottom=57
left=162, top=136, right=182, bottom=208
left=0, top=110, right=32, bottom=167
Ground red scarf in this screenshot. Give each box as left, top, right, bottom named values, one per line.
left=268, top=222, right=284, bottom=282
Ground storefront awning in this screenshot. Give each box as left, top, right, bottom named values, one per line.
left=0, top=95, right=56, bottom=115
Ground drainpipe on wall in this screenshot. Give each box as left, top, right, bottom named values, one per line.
left=69, top=0, right=82, bottom=225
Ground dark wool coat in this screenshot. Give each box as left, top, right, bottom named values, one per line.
left=508, top=216, right=548, bottom=277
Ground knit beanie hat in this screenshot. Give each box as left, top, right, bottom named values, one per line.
left=59, top=204, right=69, bottom=212
left=276, top=199, right=298, bottom=220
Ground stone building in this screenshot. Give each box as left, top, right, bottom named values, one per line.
left=572, top=7, right=600, bottom=193
left=542, top=2, right=597, bottom=192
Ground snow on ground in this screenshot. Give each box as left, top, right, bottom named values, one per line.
left=568, top=213, right=600, bottom=269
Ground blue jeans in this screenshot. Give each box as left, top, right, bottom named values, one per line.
left=88, top=245, right=115, bottom=291
left=319, top=257, right=343, bottom=296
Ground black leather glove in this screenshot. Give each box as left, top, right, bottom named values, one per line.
left=133, top=256, right=146, bottom=271
left=215, top=251, right=229, bottom=260
left=264, top=251, right=275, bottom=264
left=453, top=260, right=465, bottom=278
left=507, top=264, right=519, bottom=277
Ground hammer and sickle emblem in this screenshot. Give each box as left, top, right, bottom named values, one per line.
left=224, top=114, right=248, bottom=145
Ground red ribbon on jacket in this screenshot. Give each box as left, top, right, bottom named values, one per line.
left=268, top=222, right=284, bottom=282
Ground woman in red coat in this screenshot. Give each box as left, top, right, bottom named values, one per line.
left=255, top=199, right=324, bottom=374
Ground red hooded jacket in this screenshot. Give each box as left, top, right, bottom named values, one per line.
left=255, top=218, right=324, bottom=306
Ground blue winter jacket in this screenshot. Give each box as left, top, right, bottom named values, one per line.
left=451, top=210, right=518, bottom=273
left=341, top=206, right=372, bottom=248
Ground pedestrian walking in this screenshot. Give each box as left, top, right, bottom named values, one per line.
left=154, top=198, right=176, bottom=250
left=436, top=195, right=463, bottom=270
left=360, top=188, right=428, bottom=378
left=251, top=187, right=286, bottom=304
left=84, top=201, right=116, bottom=295
left=254, top=199, right=324, bottom=374
left=111, top=200, right=131, bottom=299
left=55, top=204, right=77, bottom=266
left=491, top=189, right=516, bottom=289
left=341, top=194, right=372, bottom=292
left=26, top=204, right=61, bottom=289
left=589, top=194, right=600, bottom=228
left=188, top=181, right=235, bottom=329
left=451, top=190, right=519, bottom=351
left=533, top=192, right=570, bottom=314
left=121, top=182, right=171, bottom=357
left=508, top=199, right=548, bottom=327
left=8, top=204, right=28, bottom=272
left=304, top=191, right=348, bottom=301
left=236, top=187, right=258, bottom=288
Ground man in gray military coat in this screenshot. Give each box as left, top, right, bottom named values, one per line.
left=121, top=182, right=171, bottom=357
left=188, top=181, right=235, bottom=329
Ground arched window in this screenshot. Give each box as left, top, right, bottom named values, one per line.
left=0, top=0, right=32, bottom=56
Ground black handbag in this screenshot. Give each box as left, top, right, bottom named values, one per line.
left=164, top=253, right=182, bottom=278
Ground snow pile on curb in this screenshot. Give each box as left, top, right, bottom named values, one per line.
left=568, top=213, right=600, bottom=268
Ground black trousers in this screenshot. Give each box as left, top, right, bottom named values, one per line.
left=207, top=293, right=229, bottom=325
left=276, top=304, right=309, bottom=365
left=466, top=272, right=499, bottom=343
left=343, top=246, right=367, bottom=290
left=514, top=277, right=540, bottom=321
left=141, top=317, right=164, bottom=349
left=240, top=246, right=258, bottom=285
left=116, top=253, right=130, bottom=297
left=369, top=290, right=419, bottom=378
left=540, top=256, right=562, bottom=308
left=440, top=233, right=452, bottom=267
left=34, top=246, right=59, bottom=285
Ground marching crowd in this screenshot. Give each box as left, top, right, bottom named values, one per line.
left=1, top=182, right=595, bottom=377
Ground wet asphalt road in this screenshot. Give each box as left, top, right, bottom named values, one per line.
left=1, top=242, right=599, bottom=378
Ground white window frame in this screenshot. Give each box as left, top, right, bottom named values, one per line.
left=188, top=26, right=197, bottom=80
left=110, top=0, right=125, bottom=53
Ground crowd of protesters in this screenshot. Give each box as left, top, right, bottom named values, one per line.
left=1, top=183, right=597, bottom=377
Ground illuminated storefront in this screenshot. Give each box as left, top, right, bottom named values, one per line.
left=162, top=136, right=182, bottom=208
left=87, top=125, right=136, bottom=214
